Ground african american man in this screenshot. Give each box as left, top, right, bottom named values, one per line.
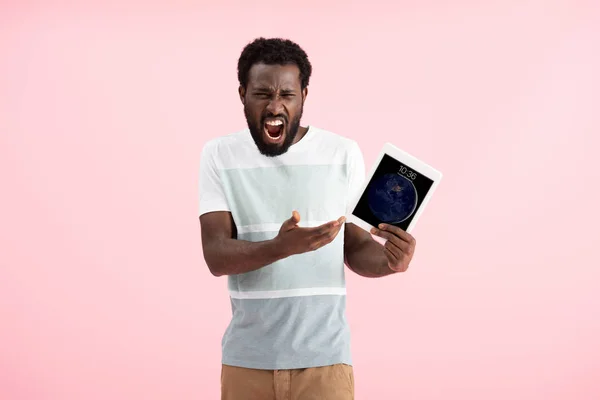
left=198, top=37, right=417, bottom=400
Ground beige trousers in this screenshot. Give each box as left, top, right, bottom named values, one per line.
left=221, top=363, right=354, bottom=400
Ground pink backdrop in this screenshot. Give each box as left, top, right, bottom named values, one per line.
left=1, top=1, right=599, bottom=399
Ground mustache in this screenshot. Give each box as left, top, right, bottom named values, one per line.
left=261, top=113, right=288, bottom=124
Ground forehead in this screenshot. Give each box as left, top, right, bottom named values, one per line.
left=247, top=63, right=301, bottom=89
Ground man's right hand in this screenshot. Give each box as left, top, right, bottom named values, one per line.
left=200, top=210, right=345, bottom=277
left=274, top=211, right=346, bottom=257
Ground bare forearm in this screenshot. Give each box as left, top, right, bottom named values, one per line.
left=344, top=239, right=396, bottom=278
left=204, top=238, right=287, bottom=276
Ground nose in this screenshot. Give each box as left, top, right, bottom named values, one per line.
left=266, top=97, right=284, bottom=115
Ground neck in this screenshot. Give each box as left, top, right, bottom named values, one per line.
left=292, top=125, right=309, bottom=145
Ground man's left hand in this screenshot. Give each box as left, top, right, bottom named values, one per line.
left=370, top=224, right=416, bottom=272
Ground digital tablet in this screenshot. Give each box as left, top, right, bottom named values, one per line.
left=346, top=142, right=443, bottom=234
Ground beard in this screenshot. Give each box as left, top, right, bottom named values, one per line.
left=245, top=105, right=303, bottom=157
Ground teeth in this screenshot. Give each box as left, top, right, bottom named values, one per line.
left=265, top=120, right=283, bottom=126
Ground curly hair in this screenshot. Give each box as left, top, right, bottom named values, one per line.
left=237, top=37, right=312, bottom=90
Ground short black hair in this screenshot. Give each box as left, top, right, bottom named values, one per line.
left=237, top=37, right=312, bottom=90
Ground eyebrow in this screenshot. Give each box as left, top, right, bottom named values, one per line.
left=252, top=87, right=297, bottom=93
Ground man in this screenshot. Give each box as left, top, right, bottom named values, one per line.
left=198, top=37, right=417, bottom=400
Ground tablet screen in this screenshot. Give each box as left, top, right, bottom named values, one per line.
left=351, top=154, right=435, bottom=231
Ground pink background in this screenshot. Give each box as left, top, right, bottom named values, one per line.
left=1, top=1, right=599, bottom=399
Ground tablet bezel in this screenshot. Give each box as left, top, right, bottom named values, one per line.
left=346, top=142, right=443, bottom=234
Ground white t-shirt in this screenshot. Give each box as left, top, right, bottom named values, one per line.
left=198, top=125, right=365, bottom=369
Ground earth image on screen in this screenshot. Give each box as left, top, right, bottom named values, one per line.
left=367, top=173, right=418, bottom=223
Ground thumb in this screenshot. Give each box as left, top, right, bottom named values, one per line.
left=291, top=210, right=301, bottom=224
left=281, top=210, right=301, bottom=231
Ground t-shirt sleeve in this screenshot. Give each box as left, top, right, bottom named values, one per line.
left=346, top=140, right=366, bottom=214
left=198, top=141, right=231, bottom=216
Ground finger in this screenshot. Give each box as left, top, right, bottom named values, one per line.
left=315, top=221, right=343, bottom=244
left=329, top=221, right=345, bottom=240
left=312, top=220, right=344, bottom=249
left=370, top=228, right=411, bottom=253
left=292, top=210, right=301, bottom=224
left=385, top=247, right=407, bottom=272
left=383, top=247, right=397, bottom=266
left=293, top=225, right=333, bottom=239
left=281, top=211, right=301, bottom=231
left=377, top=223, right=415, bottom=245
left=384, top=239, right=402, bottom=260
left=314, top=217, right=346, bottom=235
left=313, top=222, right=338, bottom=236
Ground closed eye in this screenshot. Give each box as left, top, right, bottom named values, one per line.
left=252, top=91, right=295, bottom=98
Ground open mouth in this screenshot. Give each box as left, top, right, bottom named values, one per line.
left=263, top=118, right=285, bottom=143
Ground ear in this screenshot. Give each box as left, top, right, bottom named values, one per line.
left=238, top=86, right=246, bottom=105
left=302, top=87, right=308, bottom=104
